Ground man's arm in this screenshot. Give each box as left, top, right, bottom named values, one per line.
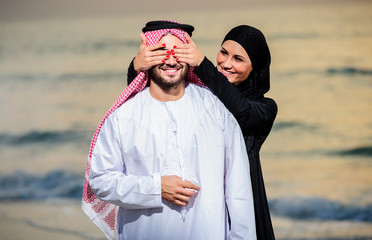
left=224, top=116, right=257, bottom=239
left=161, top=175, right=199, bottom=206
left=89, top=114, right=163, bottom=209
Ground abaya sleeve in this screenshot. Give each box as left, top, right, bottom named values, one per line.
left=193, top=57, right=277, bottom=136
left=127, top=58, right=137, bottom=86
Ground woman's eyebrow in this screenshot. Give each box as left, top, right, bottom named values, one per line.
left=234, top=54, right=245, bottom=58
left=222, top=47, right=247, bottom=60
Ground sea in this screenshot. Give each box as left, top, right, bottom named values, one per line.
left=0, top=1, right=371, bottom=239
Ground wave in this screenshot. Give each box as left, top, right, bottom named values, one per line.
left=0, top=170, right=83, bottom=200
left=326, top=67, right=372, bottom=76
left=0, top=130, right=90, bottom=146
left=58, top=71, right=125, bottom=82
left=2, top=169, right=371, bottom=224
left=0, top=70, right=125, bottom=83
left=272, top=121, right=318, bottom=131
left=3, top=39, right=138, bottom=57
left=332, top=146, right=372, bottom=157
left=270, top=32, right=320, bottom=40
left=269, top=196, right=372, bottom=222
left=77, top=39, right=138, bottom=53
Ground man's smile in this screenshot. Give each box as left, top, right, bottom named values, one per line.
left=159, top=65, right=183, bottom=75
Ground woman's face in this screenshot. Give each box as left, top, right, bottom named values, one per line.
left=216, top=40, right=253, bottom=85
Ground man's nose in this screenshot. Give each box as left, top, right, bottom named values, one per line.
left=164, top=54, right=178, bottom=66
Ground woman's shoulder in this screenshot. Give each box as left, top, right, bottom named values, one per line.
left=256, top=95, right=278, bottom=111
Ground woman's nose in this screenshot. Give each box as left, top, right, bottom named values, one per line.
left=223, top=57, right=233, bottom=68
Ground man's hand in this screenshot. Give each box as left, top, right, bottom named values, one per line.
left=161, top=175, right=200, bottom=206
left=172, top=34, right=204, bottom=67
left=133, top=33, right=169, bottom=73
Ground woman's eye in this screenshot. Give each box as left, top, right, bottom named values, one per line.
left=220, top=50, right=228, bottom=55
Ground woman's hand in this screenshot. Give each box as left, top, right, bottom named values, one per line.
left=133, top=33, right=169, bottom=73
left=173, top=34, right=204, bottom=67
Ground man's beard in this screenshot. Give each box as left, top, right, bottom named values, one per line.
left=149, top=64, right=189, bottom=90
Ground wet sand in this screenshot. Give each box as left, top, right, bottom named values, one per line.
left=0, top=200, right=104, bottom=240
left=0, top=200, right=371, bottom=240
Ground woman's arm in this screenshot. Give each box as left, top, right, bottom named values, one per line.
left=127, top=33, right=168, bottom=86
left=127, top=58, right=137, bottom=86
left=194, top=57, right=277, bottom=135
left=174, top=35, right=277, bottom=134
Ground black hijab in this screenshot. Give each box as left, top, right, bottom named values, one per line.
left=222, top=25, right=271, bottom=100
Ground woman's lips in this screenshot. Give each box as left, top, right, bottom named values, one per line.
left=220, top=68, right=235, bottom=76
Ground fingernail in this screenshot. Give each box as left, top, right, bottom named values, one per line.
left=167, top=51, right=171, bottom=54
left=173, top=45, right=177, bottom=48
left=171, top=49, right=174, bottom=53
left=162, top=43, right=166, bottom=47
left=171, top=52, right=175, bottom=56
left=166, top=55, right=170, bottom=58
left=176, top=58, right=179, bottom=61
left=162, top=59, right=165, bottom=63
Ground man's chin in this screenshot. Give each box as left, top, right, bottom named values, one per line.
left=149, top=65, right=188, bottom=89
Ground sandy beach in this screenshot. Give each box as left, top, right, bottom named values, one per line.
left=1, top=199, right=371, bottom=240
left=0, top=200, right=104, bottom=240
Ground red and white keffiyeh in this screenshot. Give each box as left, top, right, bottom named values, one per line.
left=82, top=20, right=203, bottom=239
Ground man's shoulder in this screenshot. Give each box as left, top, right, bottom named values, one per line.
left=187, top=83, right=232, bottom=116
left=187, top=83, right=218, bottom=102
left=187, top=83, right=238, bottom=132
left=111, top=88, right=149, bottom=117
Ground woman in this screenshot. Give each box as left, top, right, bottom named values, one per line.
left=127, top=25, right=277, bottom=239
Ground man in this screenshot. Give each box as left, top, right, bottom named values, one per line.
left=82, top=20, right=256, bottom=240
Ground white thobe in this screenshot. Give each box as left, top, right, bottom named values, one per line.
left=89, top=83, right=256, bottom=240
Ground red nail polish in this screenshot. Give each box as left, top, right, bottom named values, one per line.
left=173, top=45, right=177, bottom=48
left=167, top=51, right=171, bottom=54
left=166, top=55, right=170, bottom=58
left=176, top=58, right=179, bottom=61
left=171, top=49, right=174, bottom=53
left=162, top=43, right=166, bottom=47
left=171, top=53, right=175, bottom=56
left=162, top=59, right=165, bottom=63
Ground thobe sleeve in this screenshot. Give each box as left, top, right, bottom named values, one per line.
left=224, top=115, right=257, bottom=240
left=88, top=114, right=163, bottom=209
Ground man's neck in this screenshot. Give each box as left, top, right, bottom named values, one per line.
left=149, top=80, right=186, bottom=102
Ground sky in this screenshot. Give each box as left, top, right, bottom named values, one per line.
left=0, top=0, right=258, bottom=20
left=0, top=0, right=351, bottom=21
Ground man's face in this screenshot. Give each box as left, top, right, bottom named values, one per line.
left=149, top=34, right=189, bottom=89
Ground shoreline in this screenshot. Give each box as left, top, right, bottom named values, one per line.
left=0, top=199, right=371, bottom=240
